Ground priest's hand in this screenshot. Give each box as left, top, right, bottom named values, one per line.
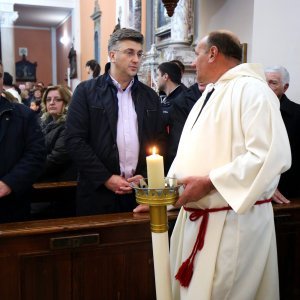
left=105, top=175, right=132, bottom=194
left=174, top=176, right=215, bottom=207
left=272, top=188, right=290, bottom=204
left=0, top=181, right=12, bottom=198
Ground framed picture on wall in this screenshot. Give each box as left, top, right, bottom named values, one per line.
left=15, top=55, right=37, bottom=82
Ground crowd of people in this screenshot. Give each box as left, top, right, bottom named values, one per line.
left=1, top=27, right=300, bottom=299
left=1, top=28, right=299, bottom=224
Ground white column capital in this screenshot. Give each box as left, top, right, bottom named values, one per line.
left=0, top=10, right=18, bottom=27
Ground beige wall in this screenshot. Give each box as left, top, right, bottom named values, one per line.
left=14, top=28, right=52, bottom=85
left=141, top=0, right=147, bottom=44
left=80, top=0, right=94, bottom=81
left=80, top=0, right=116, bottom=81
left=79, top=0, right=147, bottom=81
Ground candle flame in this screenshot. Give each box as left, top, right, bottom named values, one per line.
left=152, top=146, right=157, bottom=155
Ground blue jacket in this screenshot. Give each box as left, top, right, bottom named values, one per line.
left=0, top=96, right=46, bottom=222
left=65, top=66, right=166, bottom=215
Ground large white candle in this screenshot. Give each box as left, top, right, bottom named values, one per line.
left=146, top=147, right=165, bottom=189
left=152, top=232, right=172, bottom=300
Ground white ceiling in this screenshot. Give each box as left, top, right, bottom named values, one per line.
left=13, top=4, right=72, bottom=28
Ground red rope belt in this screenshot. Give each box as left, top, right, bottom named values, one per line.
left=175, top=198, right=272, bottom=288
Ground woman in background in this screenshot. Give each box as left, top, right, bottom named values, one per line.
left=85, top=59, right=101, bottom=79
left=30, top=99, right=42, bottom=116
left=38, top=85, right=76, bottom=182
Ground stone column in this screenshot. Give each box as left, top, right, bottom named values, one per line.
left=116, top=0, right=129, bottom=28
left=161, top=0, right=196, bottom=87
left=129, top=0, right=141, bottom=31
left=90, top=0, right=102, bottom=63
left=0, top=4, right=18, bottom=78
left=171, top=0, right=192, bottom=43
left=116, top=0, right=141, bottom=31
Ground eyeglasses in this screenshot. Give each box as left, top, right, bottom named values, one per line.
left=46, top=97, right=63, bottom=103
left=113, top=49, right=145, bottom=60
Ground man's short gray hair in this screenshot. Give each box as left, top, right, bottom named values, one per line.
left=265, top=65, right=290, bottom=85
left=108, top=28, right=144, bottom=51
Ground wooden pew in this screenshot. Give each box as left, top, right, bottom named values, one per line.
left=32, top=181, right=78, bottom=190
left=30, top=181, right=78, bottom=219
left=0, top=201, right=299, bottom=299
left=273, top=198, right=300, bottom=300
left=0, top=211, right=178, bottom=300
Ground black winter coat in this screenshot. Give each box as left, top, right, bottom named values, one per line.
left=0, top=96, right=46, bottom=222
left=38, top=116, right=77, bottom=182
left=278, top=94, right=300, bottom=198
left=166, top=83, right=202, bottom=172
left=65, top=67, right=166, bottom=215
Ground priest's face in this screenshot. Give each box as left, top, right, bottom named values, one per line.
left=192, top=37, right=211, bottom=85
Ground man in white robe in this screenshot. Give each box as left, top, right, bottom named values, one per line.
left=167, top=31, right=291, bottom=300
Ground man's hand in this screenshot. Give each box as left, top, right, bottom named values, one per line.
left=104, top=175, right=132, bottom=194
left=0, top=181, right=12, bottom=198
left=127, top=175, right=143, bottom=186
left=174, top=176, right=215, bottom=208
left=272, top=188, right=290, bottom=204
left=133, top=204, right=150, bottom=213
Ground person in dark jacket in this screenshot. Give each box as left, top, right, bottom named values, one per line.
left=265, top=66, right=300, bottom=202
left=156, top=62, right=186, bottom=127
left=38, top=85, right=76, bottom=182
left=0, top=61, right=46, bottom=223
left=166, top=82, right=205, bottom=172
left=65, top=28, right=166, bottom=216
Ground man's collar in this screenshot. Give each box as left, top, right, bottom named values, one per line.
left=109, top=73, right=134, bottom=92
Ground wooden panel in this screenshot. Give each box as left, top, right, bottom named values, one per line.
left=0, top=256, right=20, bottom=299
left=73, top=243, right=155, bottom=300
left=0, top=212, right=176, bottom=300
left=20, top=252, right=72, bottom=300
left=0, top=205, right=298, bottom=300
left=274, top=200, right=300, bottom=300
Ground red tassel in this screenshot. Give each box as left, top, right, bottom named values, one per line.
left=175, top=259, right=194, bottom=287
left=175, top=200, right=272, bottom=288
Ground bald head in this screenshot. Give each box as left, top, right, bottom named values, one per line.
left=193, top=30, right=242, bottom=85
left=205, top=30, right=242, bottom=62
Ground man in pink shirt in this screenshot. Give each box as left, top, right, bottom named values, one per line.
left=66, top=28, right=166, bottom=215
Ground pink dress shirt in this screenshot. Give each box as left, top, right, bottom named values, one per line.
left=111, top=76, right=139, bottom=179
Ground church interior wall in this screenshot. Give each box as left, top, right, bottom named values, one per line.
left=79, top=0, right=95, bottom=81
left=2, top=0, right=300, bottom=102
left=197, top=0, right=254, bottom=62
left=79, top=0, right=117, bottom=81
left=252, top=0, right=300, bottom=103
left=14, top=27, right=52, bottom=85
left=141, top=0, right=147, bottom=45
left=56, top=15, right=72, bottom=85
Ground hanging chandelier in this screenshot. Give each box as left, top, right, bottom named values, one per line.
left=161, top=0, right=179, bottom=17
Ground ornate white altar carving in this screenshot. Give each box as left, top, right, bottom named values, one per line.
left=139, top=0, right=196, bottom=88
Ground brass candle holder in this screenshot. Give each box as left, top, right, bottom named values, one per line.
left=133, top=177, right=181, bottom=300
left=133, top=177, right=181, bottom=233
